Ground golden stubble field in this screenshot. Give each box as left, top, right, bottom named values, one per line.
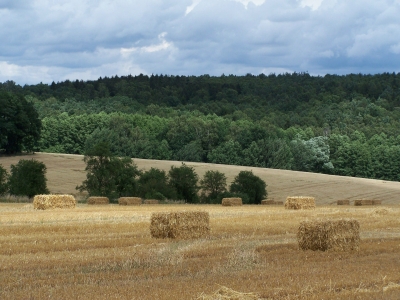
left=1, top=153, right=400, bottom=299
left=1, top=203, right=400, bottom=299
left=2, top=152, right=400, bottom=204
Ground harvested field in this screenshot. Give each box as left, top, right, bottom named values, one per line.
left=2, top=152, right=400, bottom=205
left=1, top=203, right=400, bottom=299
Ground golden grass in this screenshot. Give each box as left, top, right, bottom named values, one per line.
left=1, top=204, right=400, bottom=299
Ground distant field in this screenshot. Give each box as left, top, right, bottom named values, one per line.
left=1, top=152, right=400, bottom=205
left=0, top=203, right=399, bottom=299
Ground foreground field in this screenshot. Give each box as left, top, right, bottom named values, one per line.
left=2, top=152, right=400, bottom=205
left=1, top=204, right=400, bottom=299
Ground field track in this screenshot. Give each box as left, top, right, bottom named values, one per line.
left=1, top=152, right=400, bottom=205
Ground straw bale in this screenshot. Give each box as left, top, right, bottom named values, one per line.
left=297, top=219, right=360, bottom=251
left=33, top=194, right=76, bottom=210
left=337, top=200, right=350, bottom=205
left=222, top=198, right=242, bottom=206
left=354, top=200, right=373, bottom=206
left=118, top=197, right=142, bottom=205
left=285, top=196, right=315, bottom=210
left=150, top=211, right=210, bottom=239
left=143, top=199, right=159, bottom=204
left=372, top=200, right=382, bottom=205
left=261, top=199, right=276, bottom=205
left=197, top=285, right=259, bottom=300
left=275, top=201, right=284, bottom=205
left=87, top=197, right=109, bottom=205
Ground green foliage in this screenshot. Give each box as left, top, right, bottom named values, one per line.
left=229, top=171, right=267, bottom=204
left=8, top=159, right=49, bottom=198
left=168, top=163, right=199, bottom=203
left=138, top=168, right=176, bottom=200
left=200, top=170, right=227, bottom=203
left=8, top=72, right=400, bottom=182
left=207, top=140, right=242, bottom=165
left=76, top=142, right=140, bottom=200
left=0, top=165, right=8, bottom=196
left=0, top=92, right=41, bottom=154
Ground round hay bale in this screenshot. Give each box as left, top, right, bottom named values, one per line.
left=297, top=218, right=360, bottom=251
left=87, top=197, right=109, bottom=205
left=118, top=197, right=142, bottom=205
left=33, top=194, right=76, bottom=210
left=150, top=211, right=210, bottom=239
left=285, top=196, right=315, bottom=210
left=222, top=198, right=242, bottom=206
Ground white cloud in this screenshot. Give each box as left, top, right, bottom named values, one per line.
left=0, top=0, right=400, bottom=85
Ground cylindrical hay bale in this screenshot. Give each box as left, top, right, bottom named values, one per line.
left=144, top=199, right=159, bottom=204
left=118, top=197, right=142, bottom=205
left=285, top=196, right=315, bottom=210
left=261, top=199, right=276, bottom=205
left=33, top=194, right=76, bottom=210
left=222, top=198, right=242, bottom=206
left=297, top=219, right=360, bottom=251
left=150, top=211, right=210, bottom=239
left=337, top=200, right=350, bottom=205
left=372, top=200, right=382, bottom=205
left=354, top=200, right=373, bottom=206
left=87, top=197, right=109, bottom=205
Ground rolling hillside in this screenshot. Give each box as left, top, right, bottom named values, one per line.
left=1, top=152, right=400, bottom=205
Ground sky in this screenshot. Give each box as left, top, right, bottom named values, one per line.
left=1, top=0, right=400, bottom=85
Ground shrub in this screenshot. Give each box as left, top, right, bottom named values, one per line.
left=8, top=159, right=49, bottom=198
left=0, top=165, right=8, bottom=196
left=138, top=168, right=175, bottom=200
left=168, top=163, right=199, bottom=203
left=200, top=170, right=227, bottom=203
left=229, top=170, right=267, bottom=204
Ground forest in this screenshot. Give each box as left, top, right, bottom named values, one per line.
left=1, top=72, right=400, bottom=181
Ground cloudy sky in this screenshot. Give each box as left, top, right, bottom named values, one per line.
left=1, top=0, right=400, bottom=85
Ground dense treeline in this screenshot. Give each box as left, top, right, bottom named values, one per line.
left=1, top=72, right=400, bottom=181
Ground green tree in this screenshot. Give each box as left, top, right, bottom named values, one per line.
left=8, top=159, right=49, bottom=198
left=200, top=170, right=227, bottom=203
left=229, top=170, right=267, bottom=204
left=138, top=168, right=176, bottom=200
left=207, top=139, right=242, bottom=165
left=168, top=163, right=199, bottom=203
left=0, top=165, right=8, bottom=196
left=77, top=142, right=140, bottom=200
left=0, top=92, right=41, bottom=154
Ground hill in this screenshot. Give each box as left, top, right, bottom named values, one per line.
left=1, top=152, right=400, bottom=205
